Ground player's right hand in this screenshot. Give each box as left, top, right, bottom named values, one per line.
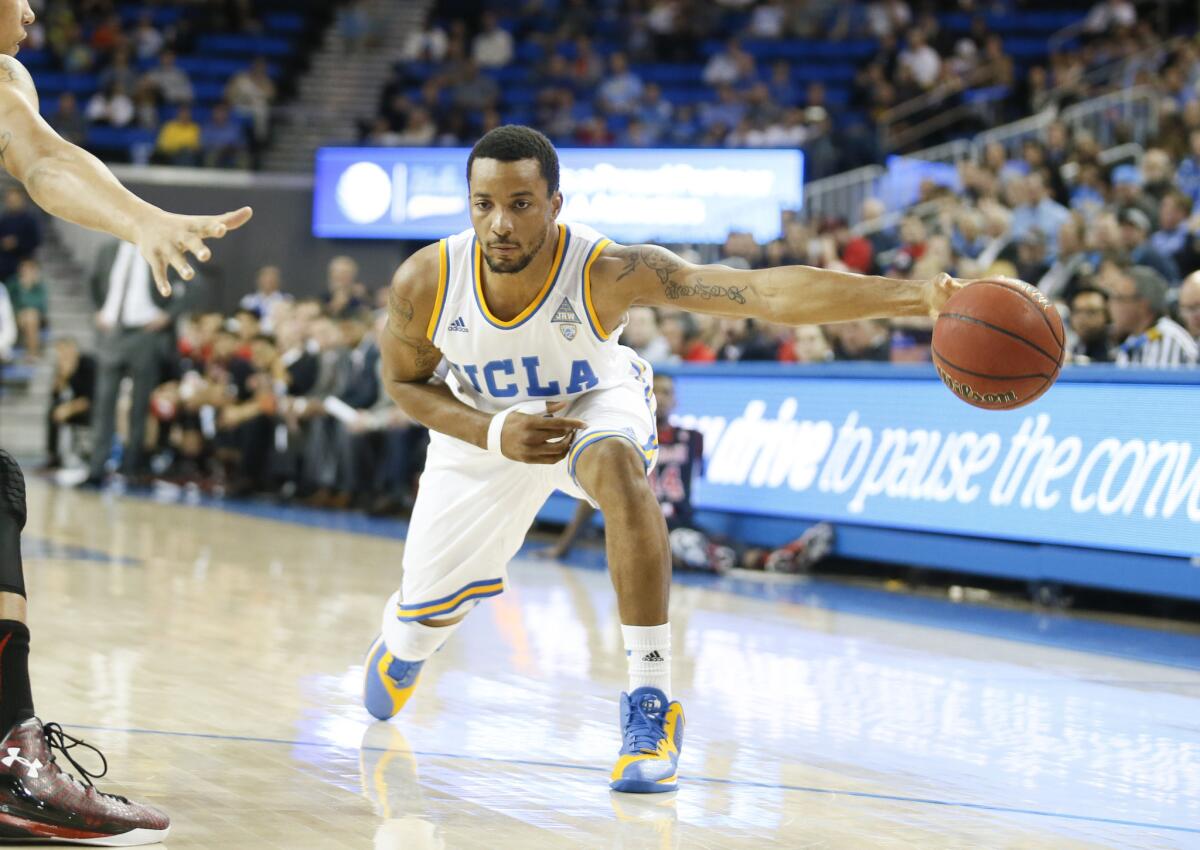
left=134, top=206, right=254, bottom=296
left=500, top=401, right=586, bottom=464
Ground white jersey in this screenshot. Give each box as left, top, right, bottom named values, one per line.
left=427, top=221, right=642, bottom=414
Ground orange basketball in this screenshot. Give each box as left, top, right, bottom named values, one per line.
left=931, top=278, right=1065, bottom=410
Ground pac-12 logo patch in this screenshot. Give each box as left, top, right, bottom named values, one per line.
left=560, top=324, right=577, bottom=341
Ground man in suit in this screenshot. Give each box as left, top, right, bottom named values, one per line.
left=86, top=238, right=194, bottom=484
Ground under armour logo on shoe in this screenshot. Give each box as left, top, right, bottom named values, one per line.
left=641, top=650, right=664, bottom=663
left=2, top=748, right=43, bottom=778
left=448, top=317, right=468, bottom=333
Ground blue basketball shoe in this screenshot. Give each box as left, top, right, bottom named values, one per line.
left=610, top=687, right=684, bottom=793
left=363, top=634, right=425, bottom=721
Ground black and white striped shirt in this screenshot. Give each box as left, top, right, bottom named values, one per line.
left=1116, top=317, right=1200, bottom=367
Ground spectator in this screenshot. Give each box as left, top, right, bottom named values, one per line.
left=832, top=319, right=890, bottom=361
left=1141, top=149, right=1175, bottom=204
left=867, top=0, right=912, bottom=40
left=50, top=93, right=86, bottom=145
left=0, top=188, right=41, bottom=283
left=749, top=0, right=787, bottom=38
left=598, top=53, right=643, bottom=115
left=637, top=83, right=673, bottom=138
left=1178, top=272, right=1200, bottom=343
left=141, top=50, right=194, bottom=106
left=399, top=20, right=448, bottom=63
left=792, top=325, right=834, bottom=362
left=1118, top=207, right=1180, bottom=284
left=1068, top=286, right=1113, bottom=363
left=86, top=82, right=135, bottom=128
left=1177, top=128, right=1200, bottom=207
left=87, top=238, right=193, bottom=486
left=899, top=29, right=940, bottom=90
left=622, top=307, right=672, bottom=363
left=661, top=313, right=717, bottom=362
left=1106, top=264, right=1198, bottom=366
left=703, top=38, right=755, bottom=87
left=1037, top=216, right=1092, bottom=301
left=99, top=47, right=138, bottom=94
left=1151, top=191, right=1199, bottom=274
left=1085, top=0, right=1136, bottom=34
left=155, top=104, right=202, bottom=167
left=225, top=57, right=276, bottom=146
left=44, top=337, right=96, bottom=471
left=1110, top=164, right=1157, bottom=225
left=394, top=107, right=438, bottom=146
left=5, top=259, right=48, bottom=360
left=472, top=13, right=513, bottom=68
left=1016, top=173, right=1071, bottom=257
left=714, top=318, right=779, bottom=361
left=451, top=61, right=500, bottom=113
left=323, top=256, right=365, bottom=319
left=1015, top=229, right=1051, bottom=284
left=133, top=12, right=164, bottom=61
left=202, top=103, right=250, bottom=169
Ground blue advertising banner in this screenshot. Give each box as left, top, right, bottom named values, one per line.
left=313, top=146, right=803, bottom=244
left=669, top=366, right=1200, bottom=559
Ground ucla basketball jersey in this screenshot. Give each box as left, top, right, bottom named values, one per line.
left=427, top=222, right=643, bottom=414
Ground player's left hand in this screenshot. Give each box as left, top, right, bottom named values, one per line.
left=134, top=206, right=254, bottom=296
left=923, top=272, right=963, bottom=318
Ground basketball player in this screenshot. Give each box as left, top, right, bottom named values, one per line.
left=0, top=2, right=251, bottom=842
left=364, top=125, right=959, bottom=793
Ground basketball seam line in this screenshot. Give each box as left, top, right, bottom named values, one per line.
left=931, top=347, right=1052, bottom=381
left=939, top=312, right=1061, bottom=367
left=972, top=280, right=1065, bottom=352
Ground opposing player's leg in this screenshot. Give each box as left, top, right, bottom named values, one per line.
left=558, top=364, right=683, bottom=794
left=0, top=449, right=169, bottom=846
left=364, top=431, right=555, bottom=721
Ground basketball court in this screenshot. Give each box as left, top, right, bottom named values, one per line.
left=12, top=475, right=1199, bottom=849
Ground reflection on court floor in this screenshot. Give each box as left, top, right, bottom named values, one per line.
left=15, top=477, right=1200, bottom=849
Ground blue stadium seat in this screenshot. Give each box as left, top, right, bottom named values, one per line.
left=264, top=13, right=307, bottom=34
left=84, top=125, right=156, bottom=150
left=635, top=64, right=703, bottom=84
left=196, top=34, right=293, bottom=58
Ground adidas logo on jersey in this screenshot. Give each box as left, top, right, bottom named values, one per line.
left=448, top=316, right=468, bottom=333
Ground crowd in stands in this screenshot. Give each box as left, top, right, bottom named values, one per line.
left=368, top=0, right=1194, bottom=177
left=24, top=0, right=310, bottom=168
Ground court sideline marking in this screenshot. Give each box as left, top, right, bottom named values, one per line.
left=65, top=722, right=1200, bottom=836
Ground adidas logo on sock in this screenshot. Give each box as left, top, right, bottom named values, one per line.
left=448, top=316, right=468, bottom=332
left=641, top=650, right=664, bottom=663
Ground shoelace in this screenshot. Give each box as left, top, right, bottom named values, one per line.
left=623, top=700, right=665, bottom=754
left=42, top=723, right=129, bottom=804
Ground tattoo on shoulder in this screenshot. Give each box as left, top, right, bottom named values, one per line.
left=0, top=131, right=11, bottom=167
left=387, top=287, right=439, bottom=372
left=612, top=245, right=748, bottom=305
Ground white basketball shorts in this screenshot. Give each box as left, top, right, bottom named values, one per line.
left=393, top=362, right=657, bottom=622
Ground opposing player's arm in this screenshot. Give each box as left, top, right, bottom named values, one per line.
left=592, top=243, right=960, bottom=325
left=381, top=246, right=585, bottom=463
left=0, top=56, right=250, bottom=295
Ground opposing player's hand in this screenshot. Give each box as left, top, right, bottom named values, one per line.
left=923, top=272, right=964, bottom=318
left=134, top=206, right=254, bottom=296
left=500, top=401, right=586, bottom=464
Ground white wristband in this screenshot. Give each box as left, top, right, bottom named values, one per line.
left=487, top=406, right=519, bottom=455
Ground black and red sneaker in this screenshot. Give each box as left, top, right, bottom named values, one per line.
left=0, top=718, right=169, bottom=845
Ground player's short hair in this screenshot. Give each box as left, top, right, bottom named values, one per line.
left=467, top=125, right=560, bottom=196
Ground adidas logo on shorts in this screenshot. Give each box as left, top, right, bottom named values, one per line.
left=448, top=316, right=468, bottom=332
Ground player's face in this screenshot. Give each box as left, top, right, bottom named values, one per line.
left=0, top=0, right=34, bottom=56
left=469, top=157, right=562, bottom=275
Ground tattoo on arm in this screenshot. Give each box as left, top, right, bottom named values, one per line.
left=0, top=67, right=16, bottom=84
left=386, top=288, right=439, bottom=373
left=615, top=245, right=748, bottom=304
left=0, top=131, right=10, bottom=167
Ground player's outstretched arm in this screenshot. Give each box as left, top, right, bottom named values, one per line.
left=593, top=243, right=961, bottom=325
left=381, top=246, right=585, bottom=464
left=0, top=56, right=251, bottom=295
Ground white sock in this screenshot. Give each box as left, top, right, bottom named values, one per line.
left=381, top=591, right=466, bottom=661
left=622, top=623, right=671, bottom=698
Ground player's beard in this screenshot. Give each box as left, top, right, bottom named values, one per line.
left=482, top=227, right=549, bottom=275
